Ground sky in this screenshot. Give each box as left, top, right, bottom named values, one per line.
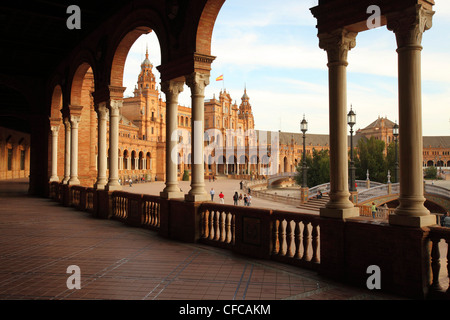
left=123, top=0, right=450, bottom=136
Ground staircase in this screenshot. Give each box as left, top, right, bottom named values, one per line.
left=297, top=194, right=329, bottom=212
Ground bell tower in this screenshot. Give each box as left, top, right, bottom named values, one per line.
left=239, top=87, right=254, bottom=130
left=133, top=45, right=159, bottom=140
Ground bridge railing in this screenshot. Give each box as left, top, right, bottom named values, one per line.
left=357, top=183, right=400, bottom=203
left=426, top=184, right=450, bottom=198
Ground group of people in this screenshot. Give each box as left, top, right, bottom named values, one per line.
left=209, top=187, right=252, bottom=206
left=233, top=191, right=252, bottom=206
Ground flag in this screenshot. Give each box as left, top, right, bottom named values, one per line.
left=216, top=75, right=223, bottom=81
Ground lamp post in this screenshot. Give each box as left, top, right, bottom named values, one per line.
left=347, top=106, right=356, bottom=192
left=301, top=115, right=308, bottom=188
left=393, top=122, right=399, bottom=183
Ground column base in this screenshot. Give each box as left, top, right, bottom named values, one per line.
left=320, top=206, right=360, bottom=219
left=185, top=193, right=210, bottom=202
left=67, top=179, right=80, bottom=186
left=94, top=182, right=107, bottom=190
left=49, top=176, right=59, bottom=182
left=106, top=183, right=122, bottom=191
left=389, top=214, right=437, bottom=228
left=160, top=191, right=185, bottom=199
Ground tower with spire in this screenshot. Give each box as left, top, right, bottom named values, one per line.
left=239, top=87, right=254, bottom=131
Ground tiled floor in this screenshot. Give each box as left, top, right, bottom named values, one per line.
left=0, top=179, right=405, bottom=301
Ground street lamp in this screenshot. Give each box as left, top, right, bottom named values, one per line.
left=393, top=122, right=399, bottom=183
left=300, top=115, right=308, bottom=188
left=347, top=106, right=356, bottom=192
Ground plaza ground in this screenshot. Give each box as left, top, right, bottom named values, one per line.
left=0, top=178, right=417, bottom=301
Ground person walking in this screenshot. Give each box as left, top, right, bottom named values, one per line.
left=371, top=202, right=376, bottom=219
left=238, top=193, right=243, bottom=206
left=219, top=191, right=224, bottom=204
left=233, top=192, right=239, bottom=205
left=210, top=188, right=215, bottom=201
left=243, top=194, right=248, bottom=206
left=247, top=194, right=252, bottom=206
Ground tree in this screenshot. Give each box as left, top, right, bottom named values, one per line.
left=355, top=137, right=387, bottom=183
left=385, top=141, right=398, bottom=182
left=424, top=166, right=437, bottom=179
left=295, top=149, right=330, bottom=188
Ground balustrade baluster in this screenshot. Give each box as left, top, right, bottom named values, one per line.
left=302, top=222, right=310, bottom=261
left=286, top=220, right=294, bottom=258
left=311, top=222, right=319, bottom=263
left=447, top=239, right=450, bottom=294
left=226, top=213, right=232, bottom=243
left=272, top=220, right=279, bottom=255
left=214, top=211, right=221, bottom=241
left=220, top=212, right=226, bottom=242
left=151, top=202, right=156, bottom=226
left=231, top=214, right=236, bottom=245
left=209, top=211, right=215, bottom=240
left=278, top=219, right=286, bottom=256
left=294, top=221, right=301, bottom=259
left=431, top=238, right=443, bottom=291
left=203, top=210, right=209, bottom=239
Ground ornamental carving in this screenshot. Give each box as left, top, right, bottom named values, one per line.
left=185, top=72, right=210, bottom=95
left=318, top=29, right=357, bottom=65
left=160, top=80, right=185, bottom=97
left=386, top=5, right=434, bottom=48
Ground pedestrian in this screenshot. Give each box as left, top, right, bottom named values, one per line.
left=209, top=176, right=211, bottom=182
left=233, top=191, right=239, bottom=205
left=240, top=181, right=243, bottom=190
left=371, top=202, right=376, bottom=219
left=239, top=193, right=243, bottom=206
left=219, top=191, right=224, bottom=204
left=244, top=194, right=248, bottom=206
left=444, top=212, right=450, bottom=227
left=129, top=179, right=133, bottom=187
left=210, top=188, right=215, bottom=201
left=247, top=194, right=252, bottom=206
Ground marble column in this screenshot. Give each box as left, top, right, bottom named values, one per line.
left=95, top=102, right=108, bottom=190
left=318, top=29, right=359, bottom=219
left=106, top=99, right=122, bottom=191
left=387, top=5, right=436, bottom=227
left=49, top=119, right=60, bottom=182
left=62, top=117, right=71, bottom=184
left=160, top=80, right=184, bottom=199
left=185, top=72, right=210, bottom=202
left=68, top=114, right=81, bottom=186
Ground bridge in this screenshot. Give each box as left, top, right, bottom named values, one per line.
left=255, top=175, right=450, bottom=216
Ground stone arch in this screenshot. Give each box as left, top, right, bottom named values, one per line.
left=196, top=0, right=226, bottom=55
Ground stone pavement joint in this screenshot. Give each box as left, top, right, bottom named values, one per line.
left=0, top=178, right=405, bottom=300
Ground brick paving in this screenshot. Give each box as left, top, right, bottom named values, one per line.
left=0, top=178, right=405, bottom=301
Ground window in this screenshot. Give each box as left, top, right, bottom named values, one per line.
left=20, top=150, right=25, bottom=170
left=7, top=148, right=12, bottom=171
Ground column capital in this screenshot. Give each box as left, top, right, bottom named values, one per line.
left=185, top=72, right=210, bottom=96
left=318, top=29, right=357, bottom=66
left=68, top=104, right=83, bottom=117
left=386, top=5, right=434, bottom=49
left=160, top=79, right=185, bottom=96
left=95, top=102, right=109, bottom=119
left=69, top=114, right=81, bottom=127
left=49, top=117, right=61, bottom=132
left=109, top=99, right=123, bottom=115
